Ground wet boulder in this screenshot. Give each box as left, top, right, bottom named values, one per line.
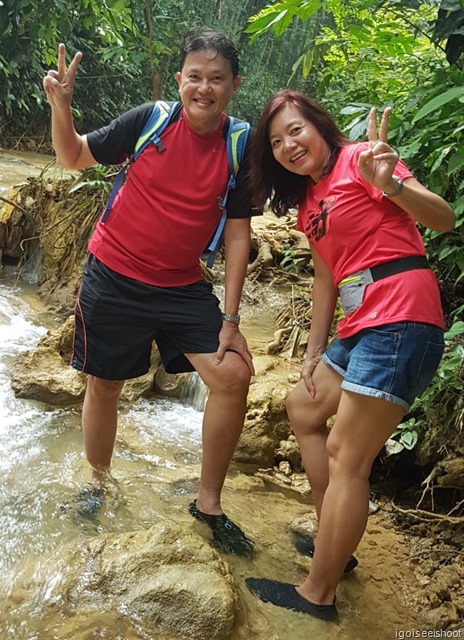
left=10, top=316, right=86, bottom=404
left=11, top=346, right=87, bottom=405
left=3, top=521, right=239, bottom=640
left=234, top=356, right=293, bottom=467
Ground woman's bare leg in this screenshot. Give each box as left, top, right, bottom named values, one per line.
left=296, top=391, right=404, bottom=605
left=286, top=362, right=342, bottom=519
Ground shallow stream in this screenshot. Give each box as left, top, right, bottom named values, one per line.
left=0, top=152, right=432, bottom=639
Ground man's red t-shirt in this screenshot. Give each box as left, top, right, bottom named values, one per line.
left=87, top=104, right=256, bottom=287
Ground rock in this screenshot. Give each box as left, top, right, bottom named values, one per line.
left=436, top=456, right=464, bottom=488
left=369, top=499, right=380, bottom=514
left=430, top=565, right=462, bottom=596
left=11, top=346, right=86, bottom=405
left=154, top=368, right=209, bottom=411
left=278, top=460, right=292, bottom=476
left=10, top=315, right=84, bottom=404
left=252, top=355, right=278, bottom=376
left=234, top=373, right=292, bottom=467
left=3, top=522, right=239, bottom=640
left=271, top=467, right=292, bottom=484
left=154, top=368, right=193, bottom=397
left=423, top=602, right=461, bottom=628
left=121, top=343, right=160, bottom=404
left=288, top=513, right=317, bottom=537
left=275, top=437, right=302, bottom=470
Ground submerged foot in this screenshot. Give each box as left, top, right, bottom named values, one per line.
left=293, top=532, right=358, bottom=573
left=245, top=577, right=338, bottom=622
left=76, top=485, right=104, bottom=521
left=188, top=499, right=255, bottom=557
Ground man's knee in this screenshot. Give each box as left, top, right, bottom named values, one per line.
left=211, top=355, right=251, bottom=395
left=86, top=375, right=125, bottom=399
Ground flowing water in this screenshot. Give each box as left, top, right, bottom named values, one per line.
left=0, top=149, right=58, bottom=194
left=0, top=152, right=428, bottom=640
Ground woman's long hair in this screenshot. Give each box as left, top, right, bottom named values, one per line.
left=251, top=89, right=351, bottom=216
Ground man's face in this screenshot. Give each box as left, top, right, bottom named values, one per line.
left=177, top=49, right=240, bottom=134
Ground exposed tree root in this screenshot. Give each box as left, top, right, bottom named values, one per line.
left=392, top=499, right=464, bottom=526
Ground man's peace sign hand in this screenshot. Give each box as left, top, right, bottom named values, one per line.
left=358, top=107, right=400, bottom=192
left=43, top=43, right=82, bottom=110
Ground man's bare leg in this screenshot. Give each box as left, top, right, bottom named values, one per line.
left=186, top=351, right=250, bottom=514
left=81, top=375, right=125, bottom=486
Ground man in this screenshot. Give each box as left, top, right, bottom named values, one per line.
left=43, top=27, right=258, bottom=556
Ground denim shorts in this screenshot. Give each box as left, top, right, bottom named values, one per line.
left=322, top=322, right=445, bottom=411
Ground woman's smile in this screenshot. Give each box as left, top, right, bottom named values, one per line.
left=290, top=150, right=307, bottom=164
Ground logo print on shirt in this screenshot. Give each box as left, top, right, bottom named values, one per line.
left=305, top=197, right=334, bottom=242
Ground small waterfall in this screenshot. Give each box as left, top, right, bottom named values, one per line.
left=180, top=372, right=209, bottom=412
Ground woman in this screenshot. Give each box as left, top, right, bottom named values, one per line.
left=245, top=90, right=455, bottom=622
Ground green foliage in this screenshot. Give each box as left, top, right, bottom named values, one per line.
left=279, top=246, right=306, bottom=273
left=386, top=417, right=420, bottom=455
left=0, top=1, right=188, bottom=169
left=0, top=0, right=181, bottom=143
left=68, top=164, right=116, bottom=194
left=246, top=0, right=322, bottom=42
left=0, top=0, right=316, bottom=143
left=412, top=86, right=464, bottom=123
left=433, top=0, right=464, bottom=64
left=388, top=320, right=464, bottom=458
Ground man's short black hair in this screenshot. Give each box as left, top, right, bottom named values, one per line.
left=180, top=26, right=240, bottom=77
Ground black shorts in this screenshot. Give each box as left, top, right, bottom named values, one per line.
left=72, top=255, right=222, bottom=379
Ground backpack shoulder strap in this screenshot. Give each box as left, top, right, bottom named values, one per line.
left=226, top=117, right=251, bottom=176
left=132, top=100, right=182, bottom=160
left=101, top=101, right=181, bottom=223
left=204, top=117, right=251, bottom=267
left=218, top=117, right=250, bottom=210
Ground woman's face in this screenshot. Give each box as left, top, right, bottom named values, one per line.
left=268, top=103, right=330, bottom=182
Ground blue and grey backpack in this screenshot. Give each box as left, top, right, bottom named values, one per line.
left=101, top=100, right=250, bottom=267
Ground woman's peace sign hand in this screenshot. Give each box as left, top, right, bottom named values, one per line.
left=43, top=43, right=82, bottom=110
left=358, top=107, right=400, bottom=192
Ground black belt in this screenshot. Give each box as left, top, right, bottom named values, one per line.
left=370, top=255, right=430, bottom=282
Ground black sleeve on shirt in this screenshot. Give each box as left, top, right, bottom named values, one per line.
left=86, top=103, right=154, bottom=166
left=225, top=129, right=263, bottom=220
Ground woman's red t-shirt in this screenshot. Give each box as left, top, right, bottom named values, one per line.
left=297, top=143, right=444, bottom=337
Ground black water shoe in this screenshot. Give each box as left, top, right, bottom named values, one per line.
left=245, top=577, right=338, bottom=622
left=188, top=499, right=254, bottom=557
left=293, top=532, right=358, bottom=573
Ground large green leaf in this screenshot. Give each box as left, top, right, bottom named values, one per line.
left=445, top=321, right=464, bottom=339
left=412, top=86, right=464, bottom=123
